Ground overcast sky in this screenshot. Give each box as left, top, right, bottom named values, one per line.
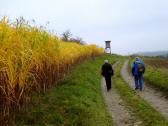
left=1, top=0, right=168, bottom=55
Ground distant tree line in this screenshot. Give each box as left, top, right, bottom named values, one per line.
left=155, top=54, right=168, bottom=59
left=61, top=30, right=85, bottom=45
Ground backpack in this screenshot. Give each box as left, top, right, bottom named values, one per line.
left=137, top=62, right=143, bottom=72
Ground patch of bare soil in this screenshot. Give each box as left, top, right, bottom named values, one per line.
left=145, top=59, right=168, bottom=69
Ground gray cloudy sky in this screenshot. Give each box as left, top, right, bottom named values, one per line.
left=1, top=0, right=168, bottom=55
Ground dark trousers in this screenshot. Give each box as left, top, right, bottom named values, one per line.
left=105, top=76, right=112, bottom=91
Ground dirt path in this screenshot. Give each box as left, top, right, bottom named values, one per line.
left=101, top=62, right=142, bottom=126
left=121, top=60, right=168, bottom=120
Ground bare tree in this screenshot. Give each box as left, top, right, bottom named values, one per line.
left=70, top=37, right=85, bottom=45
left=61, top=30, right=85, bottom=45
left=61, top=30, right=72, bottom=42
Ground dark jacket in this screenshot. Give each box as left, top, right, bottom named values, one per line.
left=101, top=63, right=114, bottom=77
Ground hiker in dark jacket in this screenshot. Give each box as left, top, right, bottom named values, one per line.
left=101, top=60, right=114, bottom=91
left=132, top=57, right=145, bottom=91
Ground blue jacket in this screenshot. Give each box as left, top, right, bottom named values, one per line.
left=132, top=60, right=145, bottom=76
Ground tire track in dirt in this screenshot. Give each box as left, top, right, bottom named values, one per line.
left=121, top=60, right=168, bottom=120
left=101, top=62, right=142, bottom=126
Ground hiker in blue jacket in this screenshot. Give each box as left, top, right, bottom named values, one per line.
left=132, top=57, right=145, bottom=91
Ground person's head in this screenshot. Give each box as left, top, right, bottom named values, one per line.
left=135, top=57, right=140, bottom=61
left=104, top=60, right=108, bottom=63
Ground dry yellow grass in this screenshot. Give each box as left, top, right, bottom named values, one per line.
left=0, top=17, right=103, bottom=124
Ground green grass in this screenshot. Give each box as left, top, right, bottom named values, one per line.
left=144, top=65, right=168, bottom=96
left=113, top=59, right=168, bottom=126
left=16, top=54, right=118, bottom=126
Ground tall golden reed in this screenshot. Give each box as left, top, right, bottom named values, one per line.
left=0, top=17, right=103, bottom=124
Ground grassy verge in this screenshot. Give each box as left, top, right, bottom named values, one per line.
left=144, top=65, right=168, bottom=96
left=16, top=54, right=117, bottom=126
left=113, top=59, right=168, bottom=126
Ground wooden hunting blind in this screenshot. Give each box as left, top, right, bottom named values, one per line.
left=105, top=41, right=111, bottom=54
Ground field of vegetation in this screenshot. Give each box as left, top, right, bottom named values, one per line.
left=145, top=58, right=168, bottom=69
left=14, top=55, right=168, bottom=126
left=1, top=15, right=168, bottom=125
left=15, top=55, right=117, bottom=126
left=144, top=58, right=168, bottom=96
left=0, top=17, right=103, bottom=124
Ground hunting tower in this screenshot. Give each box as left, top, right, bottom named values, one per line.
left=105, top=41, right=111, bottom=54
